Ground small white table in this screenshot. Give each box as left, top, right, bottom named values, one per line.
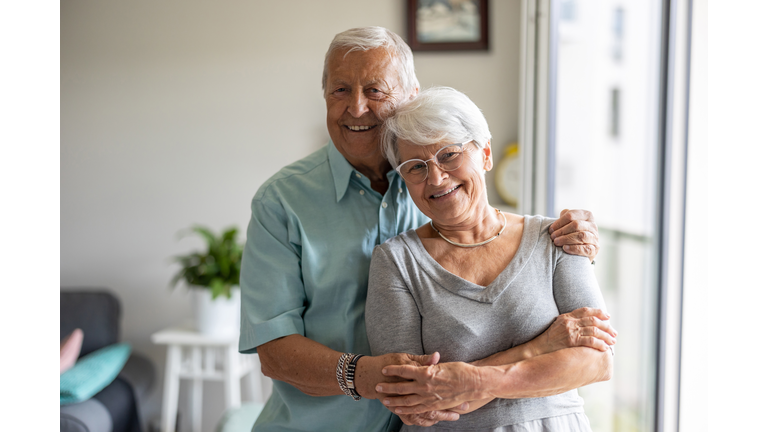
left=151, top=322, right=264, bottom=432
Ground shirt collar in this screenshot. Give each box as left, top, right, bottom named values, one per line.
left=327, top=140, right=401, bottom=202
left=328, top=140, right=356, bottom=202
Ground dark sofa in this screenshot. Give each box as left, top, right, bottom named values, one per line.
left=60, top=290, right=156, bottom=432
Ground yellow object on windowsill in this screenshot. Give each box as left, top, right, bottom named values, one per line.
left=495, top=142, right=521, bottom=210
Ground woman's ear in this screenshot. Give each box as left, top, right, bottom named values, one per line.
left=482, top=142, right=493, bottom=171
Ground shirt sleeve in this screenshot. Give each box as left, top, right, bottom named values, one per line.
left=552, top=249, right=607, bottom=315
left=365, top=245, right=425, bottom=356
left=239, top=192, right=307, bottom=354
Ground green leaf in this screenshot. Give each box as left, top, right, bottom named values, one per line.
left=169, top=224, right=244, bottom=296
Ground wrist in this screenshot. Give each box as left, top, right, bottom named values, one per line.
left=336, top=353, right=365, bottom=401
left=524, top=339, right=542, bottom=358
left=471, top=365, right=496, bottom=400
left=353, top=355, right=379, bottom=399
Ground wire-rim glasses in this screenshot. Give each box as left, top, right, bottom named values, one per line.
left=395, top=140, right=474, bottom=184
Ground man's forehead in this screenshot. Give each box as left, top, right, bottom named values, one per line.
left=328, top=48, right=401, bottom=80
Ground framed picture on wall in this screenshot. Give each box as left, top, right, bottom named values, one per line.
left=407, top=0, right=489, bottom=51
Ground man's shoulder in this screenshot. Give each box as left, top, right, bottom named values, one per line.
left=253, top=146, right=331, bottom=202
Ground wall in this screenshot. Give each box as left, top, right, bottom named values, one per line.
left=61, top=1, right=519, bottom=430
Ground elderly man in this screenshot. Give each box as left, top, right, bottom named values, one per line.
left=238, top=27, right=602, bottom=431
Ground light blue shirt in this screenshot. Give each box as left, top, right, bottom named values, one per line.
left=239, top=141, right=428, bottom=432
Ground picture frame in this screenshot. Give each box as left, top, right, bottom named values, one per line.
left=407, top=0, right=489, bottom=52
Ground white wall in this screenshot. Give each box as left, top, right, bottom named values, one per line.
left=61, top=1, right=519, bottom=430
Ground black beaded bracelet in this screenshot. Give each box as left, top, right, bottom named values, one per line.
left=345, top=354, right=364, bottom=401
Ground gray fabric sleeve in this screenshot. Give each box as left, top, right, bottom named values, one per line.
left=552, top=251, right=606, bottom=314
left=365, top=245, right=425, bottom=356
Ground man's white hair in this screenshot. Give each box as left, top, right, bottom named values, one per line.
left=322, top=26, right=419, bottom=96
left=381, top=86, right=492, bottom=168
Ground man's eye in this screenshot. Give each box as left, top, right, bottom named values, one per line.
left=368, top=88, right=386, bottom=99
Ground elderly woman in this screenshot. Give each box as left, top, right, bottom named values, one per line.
left=365, top=87, right=614, bottom=431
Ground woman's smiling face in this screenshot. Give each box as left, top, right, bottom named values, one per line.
left=398, top=139, right=493, bottom=227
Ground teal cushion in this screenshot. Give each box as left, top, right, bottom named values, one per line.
left=60, top=343, right=132, bottom=405
left=215, top=402, right=265, bottom=432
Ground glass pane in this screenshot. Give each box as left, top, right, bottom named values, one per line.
left=553, top=1, right=662, bottom=431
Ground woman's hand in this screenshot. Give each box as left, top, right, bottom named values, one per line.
left=356, top=352, right=463, bottom=424
left=529, top=307, right=617, bottom=357
left=376, top=356, right=486, bottom=414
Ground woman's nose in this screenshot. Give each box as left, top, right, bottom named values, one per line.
left=426, top=162, right=448, bottom=185
left=347, top=89, right=369, bottom=118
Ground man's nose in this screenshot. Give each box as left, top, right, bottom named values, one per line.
left=426, top=161, right=448, bottom=185
left=347, top=89, right=369, bottom=118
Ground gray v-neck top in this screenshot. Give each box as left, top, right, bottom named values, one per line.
left=365, top=215, right=605, bottom=431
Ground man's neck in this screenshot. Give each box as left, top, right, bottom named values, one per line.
left=356, top=160, right=392, bottom=195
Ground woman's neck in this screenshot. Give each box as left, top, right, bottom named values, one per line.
left=431, top=205, right=503, bottom=246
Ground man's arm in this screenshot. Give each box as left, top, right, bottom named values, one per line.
left=243, top=195, right=458, bottom=425
left=550, top=209, right=600, bottom=262
left=257, top=335, right=461, bottom=426
left=257, top=334, right=445, bottom=397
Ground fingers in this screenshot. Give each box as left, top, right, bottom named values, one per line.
left=575, top=327, right=617, bottom=351
left=412, top=352, right=440, bottom=366
left=549, top=209, right=595, bottom=234
left=582, top=315, right=618, bottom=337
left=569, top=307, right=610, bottom=321
left=562, top=244, right=599, bottom=261
left=552, top=225, right=598, bottom=246
left=399, top=410, right=460, bottom=426
left=383, top=394, right=426, bottom=410
left=377, top=380, right=417, bottom=396
left=381, top=364, right=419, bottom=380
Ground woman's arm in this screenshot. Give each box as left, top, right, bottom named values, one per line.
left=472, top=306, right=616, bottom=368
left=446, top=306, right=616, bottom=415
left=377, top=237, right=614, bottom=414
left=445, top=306, right=616, bottom=415
left=377, top=345, right=612, bottom=414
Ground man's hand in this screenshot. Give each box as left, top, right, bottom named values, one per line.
left=549, top=209, right=599, bottom=262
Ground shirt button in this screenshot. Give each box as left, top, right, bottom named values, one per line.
left=356, top=173, right=362, bottom=178
left=382, top=202, right=388, bottom=208
left=359, top=190, right=365, bottom=195
left=398, top=188, right=403, bottom=194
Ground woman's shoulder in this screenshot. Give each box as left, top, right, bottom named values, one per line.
left=376, top=228, right=420, bottom=255
left=518, top=214, right=557, bottom=238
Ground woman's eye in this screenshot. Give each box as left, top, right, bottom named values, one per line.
left=439, top=152, right=460, bottom=162
left=408, top=163, right=426, bottom=173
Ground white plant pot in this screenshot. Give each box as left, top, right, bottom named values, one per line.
left=191, top=287, right=241, bottom=337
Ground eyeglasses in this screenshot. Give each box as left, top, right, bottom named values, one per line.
left=395, top=140, right=474, bottom=184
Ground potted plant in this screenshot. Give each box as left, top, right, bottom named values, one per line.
left=170, top=225, right=244, bottom=336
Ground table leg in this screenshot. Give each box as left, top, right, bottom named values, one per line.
left=223, top=344, right=241, bottom=408
left=191, top=346, right=202, bottom=432
left=161, top=345, right=181, bottom=432
left=245, top=355, right=261, bottom=402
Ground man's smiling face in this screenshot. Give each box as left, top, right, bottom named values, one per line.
left=324, top=47, right=404, bottom=174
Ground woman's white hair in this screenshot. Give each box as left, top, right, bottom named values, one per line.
left=322, top=27, right=419, bottom=96
left=381, top=86, right=492, bottom=168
